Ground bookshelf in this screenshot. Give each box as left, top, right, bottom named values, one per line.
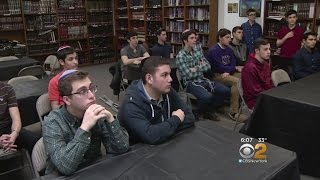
left=263, top=0, right=320, bottom=53
left=113, top=0, right=218, bottom=57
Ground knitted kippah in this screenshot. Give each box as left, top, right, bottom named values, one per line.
left=57, top=45, right=71, bottom=52
left=59, top=69, right=78, bottom=80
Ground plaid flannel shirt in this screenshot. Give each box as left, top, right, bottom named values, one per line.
left=42, top=106, right=129, bottom=175
left=176, top=48, right=211, bottom=85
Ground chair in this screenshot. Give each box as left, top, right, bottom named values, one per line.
left=0, top=56, right=18, bottom=62
left=7, top=75, right=39, bottom=85
left=233, top=80, right=253, bottom=131
left=36, top=93, right=51, bottom=124
left=271, top=69, right=291, bottom=87
left=18, top=65, right=46, bottom=79
left=31, top=137, right=47, bottom=177
left=43, top=55, right=60, bottom=76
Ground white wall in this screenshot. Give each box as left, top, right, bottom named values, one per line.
left=218, top=0, right=265, bottom=32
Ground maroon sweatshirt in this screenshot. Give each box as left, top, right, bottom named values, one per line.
left=241, top=53, right=274, bottom=109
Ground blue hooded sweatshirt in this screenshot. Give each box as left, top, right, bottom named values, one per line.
left=117, top=80, right=195, bottom=145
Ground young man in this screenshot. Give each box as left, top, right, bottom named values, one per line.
left=120, top=31, right=150, bottom=82
left=241, top=38, right=274, bottom=110
left=230, top=26, right=248, bottom=66
left=150, top=29, right=173, bottom=58
left=48, top=46, right=78, bottom=109
left=43, top=70, right=129, bottom=176
left=118, top=56, right=195, bottom=145
left=277, top=10, right=304, bottom=58
left=293, top=31, right=320, bottom=80
left=241, top=8, right=262, bottom=53
left=207, top=28, right=246, bottom=121
left=0, top=82, right=40, bottom=153
left=176, top=29, right=230, bottom=121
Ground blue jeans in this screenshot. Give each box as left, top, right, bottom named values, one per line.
left=186, top=80, right=230, bottom=113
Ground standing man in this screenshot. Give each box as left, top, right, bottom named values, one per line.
left=118, top=56, right=195, bottom=145
left=293, top=31, right=320, bottom=80
left=241, top=38, right=274, bottom=110
left=176, top=30, right=230, bottom=121
left=0, top=82, right=40, bottom=153
left=48, top=46, right=78, bottom=109
left=230, top=26, right=248, bottom=66
left=43, top=70, right=129, bottom=175
left=121, top=31, right=150, bottom=83
left=150, top=29, right=173, bottom=58
left=241, top=8, right=262, bottom=53
left=207, top=28, right=246, bottom=121
left=277, top=9, right=304, bottom=59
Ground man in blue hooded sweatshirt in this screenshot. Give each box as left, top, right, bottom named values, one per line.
left=117, top=56, right=195, bottom=145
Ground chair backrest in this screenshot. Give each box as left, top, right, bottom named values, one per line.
left=44, top=55, right=60, bottom=70
left=237, top=79, right=252, bottom=113
left=7, top=75, right=39, bottom=85
left=31, top=137, right=47, bottom=177
left=0, top=56, right=18, bottom=62
left=36, top=93, right=51, bottom=124
left=18, top=65, right=46, bottom=78
left=271, top=69, right=291, bottom=87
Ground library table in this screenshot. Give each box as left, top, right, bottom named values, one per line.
left=56, top=121, right=299, bottom=180
left=11, top=78, right=49, bottom=127
left=0, top=57, right=39, bottom=81
left=242, top=72, right=320, bottom=177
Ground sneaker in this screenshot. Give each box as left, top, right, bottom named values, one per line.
left=202, top=112, right=221, bottom=121
left=229, top=113, right=248, bottom=122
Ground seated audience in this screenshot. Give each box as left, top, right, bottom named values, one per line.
left=0, top=82, right=40, bottom=153
left=118, top=56, right=195, bottom=145
left=207, top=28, right=246, bottom=121
left=241, top=38, right=274, bottom=109
left=121, top=31, right=150, bottom=83
left=293, top=31, right=320, bottom=80
left=43, top=70, right=129, bottom=176
left=150, top=29, right=173, bottom=58
left=48, top=46, right=78, bottom=109
left=230, top=26, right=248, bottom=66
left=176, top=29, right=230, bottom=121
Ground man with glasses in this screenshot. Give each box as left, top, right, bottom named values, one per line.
left=42, top=70, right=129, bottom=176
left=241, top=8, right=262, bottom=53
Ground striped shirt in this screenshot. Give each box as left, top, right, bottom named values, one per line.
left=0, top=82, right=18, bottom=123
left=42, top=106, right=130, bottom=175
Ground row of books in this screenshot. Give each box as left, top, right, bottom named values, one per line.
left=88, top=14, right=112, bottom=24
left=58, top=0, right=84, bottom=9
left=296, top=3, right=315, bottom=19
left=187, top=21, right=209, bottom=34
left=146, top=9, right=161, bottom=20
left=165, top=20, right=184, bottom=32
left=165, top=0, right=183, bottom=6
left=87, top=1, right=112, bottom=12
left=58, top=13, right=86, bottom=22
left=166, top=7, right=184, bottom=18
left=132, top=12, right=145, bottom=20
left=267, top=3, right=315, bottom=19
left=1, top=0, right=21, bottom=15
left=26, top=30, right=57, bottom=45
left=188, top=7, right=209, bottom=20
left=172, top=44, right=182, bottom=55
left=25, top=15, right=56, bottom=30
left=59, top=25, right=87, bottom=40
left=197, top=34, right=209, bottom=47
left=167, top=32, right=181, bottom=43
left=0, top=22, right=23, bottom=31
left=148, top=0, right=161, bottom=7
left=88, top=26, right=113, bottom=37
left=0, top=16, right=22, bottom=23
left=23, top=0, right=56, bottom=14
left=188, top=0, right=209, bottom=6
left=28, top=43, right=58, bottom=55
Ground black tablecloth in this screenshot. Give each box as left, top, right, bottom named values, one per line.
left=57, top=121, right=299, bottom=180
left=0, top=57, right=39, bottom=81
left=12, top=78, right=49, bottom=126
left=242, top=72, right=320, bottom=177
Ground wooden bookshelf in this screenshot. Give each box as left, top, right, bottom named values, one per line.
left=263, top=0, right=320, bottom=52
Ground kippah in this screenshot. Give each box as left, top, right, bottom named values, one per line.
left=182, top=29, right=190, bottom=34
left=57, top=45, right=71, bottom=52
left=59, top=69, right=78, bottom=80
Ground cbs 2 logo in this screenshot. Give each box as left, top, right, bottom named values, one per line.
left=239, top=143, right=267, bottom=159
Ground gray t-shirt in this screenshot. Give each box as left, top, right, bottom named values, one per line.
left=120, top=44, right=147, bottom=80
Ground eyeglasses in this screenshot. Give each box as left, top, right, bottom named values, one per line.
left=67, top=85, right=98, bottom=96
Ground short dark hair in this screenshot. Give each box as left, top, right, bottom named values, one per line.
left=57, top=46, right=75, bottom=62
left=58, top=70, right=89, bottom=96
left=181, top=29, right=196, bottom=45
left=126, top=31, right=138, bottom=40
left=156, top=29, right=166, bottom=36
left=285, top=9, right=297, bottom=17
left=254, top=38, right=269, bottom=50
left=141, top=56, right=170, bottom=84
left=232, top=26, right=243, bottom=33
left=247, top=8, right=256, bottom=15
left=216, top=28, right=231, bottom=42
left=303, top=31, right=318, bottom=40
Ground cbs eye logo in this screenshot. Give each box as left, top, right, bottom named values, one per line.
left=239, top=143, right=267, bottom=159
